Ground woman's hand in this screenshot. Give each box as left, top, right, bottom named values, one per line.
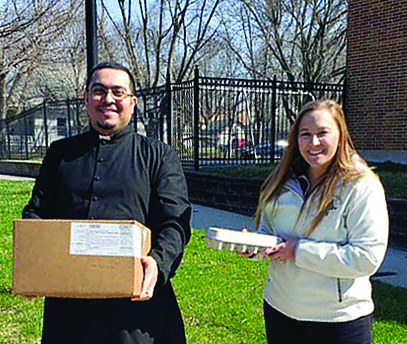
left=265, top=237, right=298, bottom=262
left=237, top=250, right=257, bottom=259
left=236, top=228, right=257, bottom=258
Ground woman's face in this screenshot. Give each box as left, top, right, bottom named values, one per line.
left=297, top=109, right=340, bottom=179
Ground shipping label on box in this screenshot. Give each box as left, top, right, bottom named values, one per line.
left=70, top=222, right=142, bottom=257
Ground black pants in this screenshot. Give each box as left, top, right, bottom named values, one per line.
left=264, top=301, right=372, bottom=344
left=41, top=282, right=185, bottom=344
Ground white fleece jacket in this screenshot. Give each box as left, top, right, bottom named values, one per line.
left=259, top=172, right=388, bottom=322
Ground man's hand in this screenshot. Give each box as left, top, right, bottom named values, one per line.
left=131, top=256, right=158, bottom=301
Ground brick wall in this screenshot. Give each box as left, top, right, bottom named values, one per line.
left=347, top=0, right=407, bottom=160
left=185, top=171, right=262, bottom=216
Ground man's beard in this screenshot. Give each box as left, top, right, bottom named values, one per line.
left=96, top=121, right=115, bottom=131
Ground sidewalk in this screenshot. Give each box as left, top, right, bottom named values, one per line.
left=191, top=204, right=407, bottom=290
left=2, top=174, right=406, bottom=290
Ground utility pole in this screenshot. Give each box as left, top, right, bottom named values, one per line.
left=85, top=0, right=98, bottom=77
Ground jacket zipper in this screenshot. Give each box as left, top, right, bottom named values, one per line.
left=288, top=177, right=344, bottom=303
left=283, top=179, right=314, bottom=236
left=337, top=278, right=342, bottom=302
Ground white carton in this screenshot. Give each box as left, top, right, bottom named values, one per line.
left=205, top=227, right=280, bottom=254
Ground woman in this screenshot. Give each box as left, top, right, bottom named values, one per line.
left=248, top=99, right=388, bottom=344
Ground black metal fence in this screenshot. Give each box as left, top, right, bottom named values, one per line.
left=1, top=68, right=344, bottom=168
left=165, top=69, right=345, bottom=170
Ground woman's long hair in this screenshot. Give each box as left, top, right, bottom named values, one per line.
left=254, top=99, right=374, bottom=234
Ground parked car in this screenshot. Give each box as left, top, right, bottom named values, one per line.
left=240, top=140, right=287, bottom=160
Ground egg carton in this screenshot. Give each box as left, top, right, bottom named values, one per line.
left=205, top=227, right=280, bottom=254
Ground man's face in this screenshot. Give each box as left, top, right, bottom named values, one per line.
left=85, top=68, right=137, bottom=136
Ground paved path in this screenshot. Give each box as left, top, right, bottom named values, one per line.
left=0, top=174, right=35, bottom=182
left=192, top=204, right=407, bottom=289
left=2, top=174, right=406, bottom=289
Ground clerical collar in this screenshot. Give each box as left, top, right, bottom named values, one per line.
left=90, top=123, right=133, bottom=141
left=99, top=135, right=111, bottom=140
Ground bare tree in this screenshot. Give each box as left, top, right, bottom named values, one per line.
left=0, top=0, right=83, bottom=119
left=0, top=0, right=84, bottom=157
left=222, top=0, right=347, bottom=84
left=217, top=0, right=347, bottom=132
left=100, top=0, right=223, bottom=88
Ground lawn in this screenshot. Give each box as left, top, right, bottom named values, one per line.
left=1, top=179, right=407, bottom=343
left=0, top=181, right=43, bottom=344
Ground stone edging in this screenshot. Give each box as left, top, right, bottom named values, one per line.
left=0, top=160, right=405, bottom=247
left=184, top=171, right=407, bottom=248
left=0, top=160, right=41, bottom=178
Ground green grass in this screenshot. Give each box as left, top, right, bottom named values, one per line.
left=372, top=282, right=407, bottom=343
left=1, top=180, right=407, bottom=343
left=174, top=230, right=268, bottom=343
left=0, top=180, right=43, bottom=344
left=370, top=161, right=407, bottom=199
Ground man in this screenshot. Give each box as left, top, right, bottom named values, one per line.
left=22, top=62, right=191, bottom=344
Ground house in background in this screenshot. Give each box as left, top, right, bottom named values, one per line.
left=5, top=101, right=87, bottom=157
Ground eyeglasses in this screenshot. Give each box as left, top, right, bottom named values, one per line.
left=89, top=86, right=133, bottom=101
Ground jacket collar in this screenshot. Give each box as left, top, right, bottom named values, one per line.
left=286, top=174, right=310, bottom=198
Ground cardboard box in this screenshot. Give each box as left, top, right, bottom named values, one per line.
left=13, top=219, right=151, bottom=298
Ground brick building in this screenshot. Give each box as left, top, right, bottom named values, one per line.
left=347, top=0, right=407, bottom=164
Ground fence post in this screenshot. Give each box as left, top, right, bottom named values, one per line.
left=166, top=74, right=172, bottom=146
left=6, top=120, right=11, bottom=159
left=133, top=95, right=138, bottom=133
left=159, top=93, right=164, bottom=141
left=143, top=94, right=147, bottom=136
left=75, top=99, right=82, bottom=135
left=43, top=99, right=49, bottom=149
left=193, top=66, right=200, bottom=171
left=67, top=98, right=72, bottom=137
left=23, top=115, right=29, bottom=159
left=271, top=76, right=277, bottom=163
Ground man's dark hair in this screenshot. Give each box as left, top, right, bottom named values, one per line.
left=86, top=61, right=137, bottom=94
